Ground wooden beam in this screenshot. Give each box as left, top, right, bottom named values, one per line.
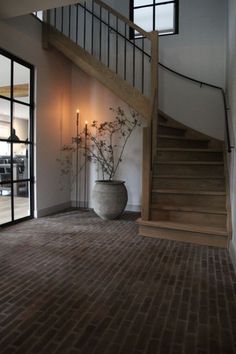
left=0, top=84, right=29, bottom=98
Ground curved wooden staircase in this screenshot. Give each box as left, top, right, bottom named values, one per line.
left=138, top=111, right=231, bottom=248
left=41, top=1, right=231, bottom=247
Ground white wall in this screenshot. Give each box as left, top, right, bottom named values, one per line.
left=227, top=0, right=236, bottom=271
left=71, top=66, right=143, bottom=211
left=104, top=0, right=227, bottom=139
left=0, top=15, right=72, bottom=216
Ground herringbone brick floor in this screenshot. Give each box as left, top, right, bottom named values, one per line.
left=0, top=210, right=236, bottom=354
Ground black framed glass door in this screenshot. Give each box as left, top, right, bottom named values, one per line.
left=0, top=48, right=34, bottom=226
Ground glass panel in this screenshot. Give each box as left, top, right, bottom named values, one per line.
left=13, top=62, right=30, bottom=104
left=0, top=189, right=12, bottom=224
left=13, top=143, right=29, bottom=180
left=155, top=3, right=174, bottom=33
left=155, top=0, right=172, bottom=3
left=0, top=54, right=11, bottom=99
left=134, top=6, right=153, bottom=32
left=0, top=141, right=11, bottom=183
left=13, top=103, right=29, bottom=142
left=0, top=98, right=11, bottom=139
left=13, top=181, right=30, bottom=220
left=134, top=0, right=153, bottom=6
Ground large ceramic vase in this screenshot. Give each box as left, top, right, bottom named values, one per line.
left=92, top=180, right=128, bottom=220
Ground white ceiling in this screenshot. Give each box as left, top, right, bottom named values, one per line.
left=0, top=0, right=85, bottom=19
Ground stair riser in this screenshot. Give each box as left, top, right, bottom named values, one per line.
left=158, top=138, right=209, bottom=148
left=157, top=151, right=223, bottom=162
left=152, top=193, right=226, bottom=209
left=139, top=225, right=227, bottom=248
left=155, top=164, right=224, bottom=176
left=151, top=210, right=227, bottom=228
left=153, top=178, right=225, bottom=191
left=158, top=126, right=186, bottom=136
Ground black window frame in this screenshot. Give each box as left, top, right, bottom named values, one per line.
left=130, top=0, right=179, bottom=38
left=0, top=47, right=35, bottom=227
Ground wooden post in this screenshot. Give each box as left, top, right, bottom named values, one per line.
left=142, top=127, right=152, bottom=220
left=150, top=31, right=159, bottom=164
left=150, top=31, right=158, bottom=98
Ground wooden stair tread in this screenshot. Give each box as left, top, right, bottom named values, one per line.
left=151, top=205, right=227, bottom=214
left=137, top=219, right=228, bottom=236
left=158, top=134, right=209, bottom=141
left=157, top=148, right=222, bottom=152
left=153, top=175, right=225, bottom=179
left=152, top=189, right=226, bottom=196
left=156, top=161, right=224, bottom=165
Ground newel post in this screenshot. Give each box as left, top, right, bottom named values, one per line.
left=150, top=31, right=159, bottom=164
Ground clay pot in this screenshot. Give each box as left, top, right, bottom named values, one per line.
left=92, top=180, right=128, bottom=220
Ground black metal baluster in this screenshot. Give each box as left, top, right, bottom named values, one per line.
left=124, top=24, right=127, bottom=81
left=107, top=11, right=110, bottom=67
left=61, top=7, right=64, bottom=33
left=99, top=6, right=102, bottom=61
left=133, top=35, right=135, bottom=87
left=83, top=2, right=87, bottom=50
left=91, top=1, right=94, bottom=55
left=142, top=37, right=145, bottom=94
left=76, top=4, right=78, bottom=44
left=116, top=17, right=118, bottom=74
left=69, top=5, right=71, bottom=39
left=54, top=8, right=56, bottom=27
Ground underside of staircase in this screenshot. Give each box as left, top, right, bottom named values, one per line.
left=138, top=111, right=231, bottom=248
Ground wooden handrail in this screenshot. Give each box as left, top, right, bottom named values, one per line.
left=94, top=0, right=152, bottom=39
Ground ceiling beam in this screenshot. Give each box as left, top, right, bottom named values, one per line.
left=0, top=0, right=86, bottom=20
left=0, top=84, right=29, bottom=98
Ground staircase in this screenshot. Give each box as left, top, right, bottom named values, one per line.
left=41, top=1, right=231, bottom=248
left=138, top=111, right=231, bottom=248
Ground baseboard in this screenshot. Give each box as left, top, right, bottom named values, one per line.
left=71, top=201, right=141, bottom=212
left=36, top=202, right=72, bottom=218
left=71, top=200, right=89, bottom=208
left=126, top=204, right=141, bottom=212
left=229, top=241, right=236, bottom=274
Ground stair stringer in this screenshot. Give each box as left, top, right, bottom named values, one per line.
left=46, top=25, right=151, bottom=121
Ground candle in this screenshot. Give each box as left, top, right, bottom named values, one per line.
left=76, top=109, right=80, bottom=126
left=85, top=120, right=88, bottom=136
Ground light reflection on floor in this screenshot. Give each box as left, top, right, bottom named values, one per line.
left=0, top=196, right=30, bottom=225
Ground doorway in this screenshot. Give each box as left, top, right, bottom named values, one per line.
left=0, top=48, right=34, bottom=226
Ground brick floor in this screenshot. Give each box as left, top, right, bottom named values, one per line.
left=0, top=210, right=236, bottom=354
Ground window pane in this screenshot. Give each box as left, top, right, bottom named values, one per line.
left=0, top=55, right=11, bottom=99
left=13, top=181, right=30, bottom=220
left=0, top=142, right=11, bottom=183
left=0, top=191, right=12, bottom=224
left=155, top=0, right=171, bottom=3
left=134, top=0, right=153, bottom=7
left=134, top=6, right=153, bottom=32
left=13, top=143, right=30, bottom=180
left=13, top=103, right=30, bottom=141
left=155, top=3, right=174, bottom=33
left=13, top=62, right=30, bottom=104
left=0, top=98, right=11, bottom=139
